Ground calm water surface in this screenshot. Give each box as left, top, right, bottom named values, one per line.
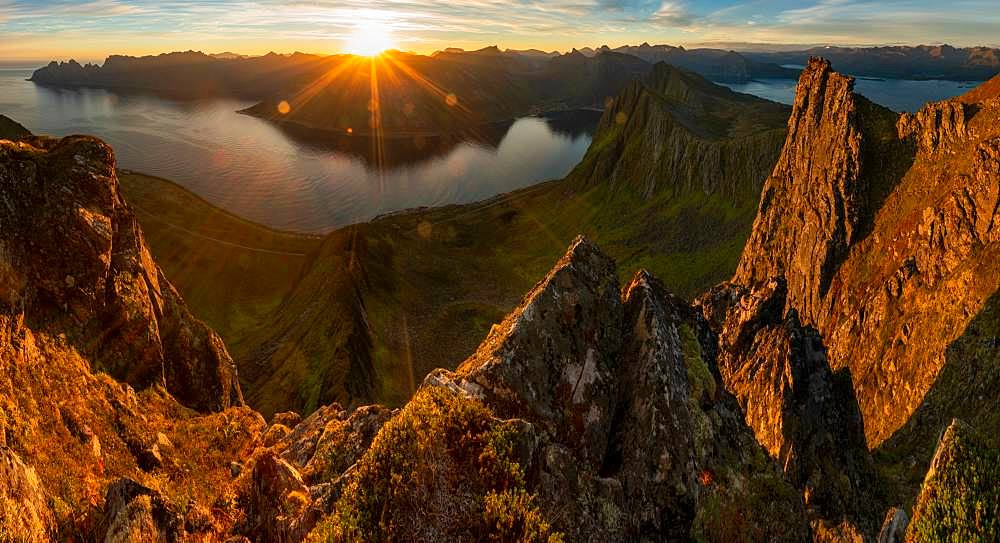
left=725, top=77, right=979, bottom=113
left=1, top=66, right=984, bottom=231
left=0, top=67, right=594, bottom=233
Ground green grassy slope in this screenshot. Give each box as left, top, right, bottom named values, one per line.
left=119, top=172, right=323, bottom=343
left=125, top=65, right=789, bottom=417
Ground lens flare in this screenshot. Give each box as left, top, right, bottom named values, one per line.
left=345, top=21, right=395, bottom=57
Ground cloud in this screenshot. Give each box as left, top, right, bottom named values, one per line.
left=2, top=0, right=999, bottom=59
left=651, top=1, right=693, bottom=25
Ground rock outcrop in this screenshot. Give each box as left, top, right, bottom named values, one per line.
left=98, top=478, right=185, bottom=542
left=730, top=56, right=1000, bottom=451
left=0, top=134, right=265, bottom=540
left=733, top=57, right=870, bottom=323
left=0, top=448, right=54, bottom=541
left=0, top=135, right=242, bottom=412
left=350, top=237, right=813, bottom=541
left=700, top=278, right=877, bottom=535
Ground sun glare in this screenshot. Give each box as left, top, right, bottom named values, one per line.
left=345, top=21, right=395, bottom=57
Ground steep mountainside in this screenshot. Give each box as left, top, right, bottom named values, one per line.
left=0, top=135, right=264, bottom=538
left=731, top=59, right=1000, bottom=451
left=0, top=136, right=241, bottom=412
left=0, top=115, right=30, bottom=141
left=567, top=62, right=788, bottom=199
left=228, top=65, right=789, bottom=417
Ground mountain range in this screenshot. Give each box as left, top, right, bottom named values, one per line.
left=745, top=45, right=1000, bottom=81
left=1, top=55, right=999, bottom=541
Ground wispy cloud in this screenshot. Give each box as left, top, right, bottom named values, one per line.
left=1, top=0, right=998, bottom=61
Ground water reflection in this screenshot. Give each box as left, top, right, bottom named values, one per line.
left=2, top=68, right=597, bottom=233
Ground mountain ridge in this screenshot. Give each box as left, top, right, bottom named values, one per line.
left=3, top=55, right=1000, bottom=539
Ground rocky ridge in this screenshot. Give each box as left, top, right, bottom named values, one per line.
left=566, top=62, right=789, bottom=200
left=3, top=56, right=1000, bottom=541
left=732, top=58, right=1000, bottom=451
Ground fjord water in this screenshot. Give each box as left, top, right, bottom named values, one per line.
left=1, top=66, right=976, bottom=232
left=0, top=67, right=593, bottom=233
left=725, top=77, right=977, bottom=113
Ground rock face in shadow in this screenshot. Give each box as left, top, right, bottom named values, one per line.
left=729, top=56, right=1000, bottom=450
left=0, top=135, right=242, bottom=412
left=699, top=278, right=877, bottom=535
left=453, top=236, right=624, bottom=465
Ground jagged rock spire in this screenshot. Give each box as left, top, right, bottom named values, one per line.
left=0, top=135, right=242, bottom=411
left=733, top=57, right=866, bottom=324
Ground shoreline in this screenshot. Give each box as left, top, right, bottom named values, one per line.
left=236, top=106, right=603, bottom=140
left=117, top=169, right=324, bottom=239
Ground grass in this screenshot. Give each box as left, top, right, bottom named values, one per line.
left=118, top=172, right=323, bottom=345
left=123, top=146, right=767, bottom=418
left=906, top=422, right=1000, bottom=542
left=120, top=67, right=785, bottom=417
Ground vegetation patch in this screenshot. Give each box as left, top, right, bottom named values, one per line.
left=308, top=386, right=562, bottom=542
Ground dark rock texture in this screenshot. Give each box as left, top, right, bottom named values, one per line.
left=98, top=478, right=185, bottom=543
left=730, top=57, right=1000, bottom=451
left=418, top=237, right=810, bottom=541
left=700, top=278, right=877, bottom=535
left=453, top=236, right=624, bottom=466
left=0, top=135, right=242, bottom=412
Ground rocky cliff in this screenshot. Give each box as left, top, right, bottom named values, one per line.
left=0, top=136, right=242, bottom=412
left=0, top=135, right=264, bottom=539
left=732, top=58, right=1000, bottom=451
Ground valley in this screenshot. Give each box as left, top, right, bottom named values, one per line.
left=1, top=26, right=1000, bottom=541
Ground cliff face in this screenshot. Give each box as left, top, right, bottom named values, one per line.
left=0, top=136, right=242, bottom=412
left=730, top=57, right=1000, bottom=449
left=733, top=58, right=872, bottom=323
left=566, top=62, right=789, bottom=201
left=0, top=135, right=265, bottom=539
left=699, top=278, right=877, bottom=536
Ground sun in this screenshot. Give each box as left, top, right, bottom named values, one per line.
left=345, top=21, right=395, bottom=57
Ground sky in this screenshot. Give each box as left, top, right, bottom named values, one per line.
left=2, top=0, right=999, bottom=63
